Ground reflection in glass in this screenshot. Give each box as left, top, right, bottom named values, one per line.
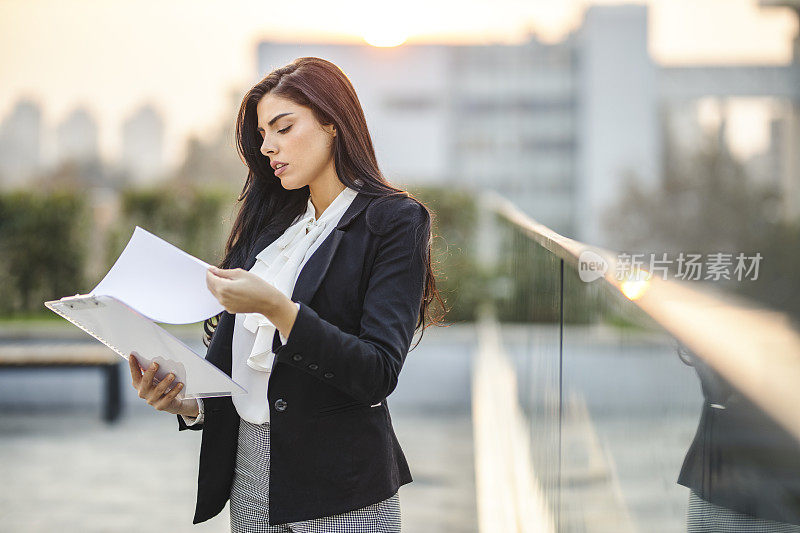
left=486, top=218, right=800, bottom=532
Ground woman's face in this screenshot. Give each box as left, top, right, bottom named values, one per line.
left=256, top=93, right=336, bottom=190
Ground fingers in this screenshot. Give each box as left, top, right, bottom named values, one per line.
left=206, top=272, right=232, bottom=311
left=128, top=353, right=142, bottom=387
left=154, top=379, right=184, bottom=411
left=206, top=270, right=219, bottom=297
left=128, top=355, right=186, bottom=413
left=151, top=372, right=175, bottom=398
left=137, top=361, right=158, bottom=399
left=208, top=266, right=235, bottom=279
left=148, top=372, right=175, bottom=409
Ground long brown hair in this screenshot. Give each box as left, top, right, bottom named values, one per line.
left=203, top=56, right=446, bottom=349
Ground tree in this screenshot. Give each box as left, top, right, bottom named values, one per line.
left=602, top=116, right=800, bottom=322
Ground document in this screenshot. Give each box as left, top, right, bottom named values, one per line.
left=44, top=226, right=246, bottom=399
left=90, top=226, right=224, bottom=324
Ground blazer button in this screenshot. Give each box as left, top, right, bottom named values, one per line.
left=274, top=398, right=288, bottom=412
left=323, top=372, right=334, bottom=379
left=292, top=353, right=302, bottom=361
left=308, top=363, right=319, bottom=370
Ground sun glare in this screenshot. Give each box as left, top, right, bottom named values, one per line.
left=363, top=29, right=408, bottom=47
left=620, top=277, right=651, bottom=301
left=364, top=31, right=408, bottom=48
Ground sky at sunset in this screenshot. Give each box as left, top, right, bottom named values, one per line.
left=1, top=0, right=797, bottom=167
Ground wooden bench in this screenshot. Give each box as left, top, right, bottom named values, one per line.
left=0, top=342, right=122, bottom=422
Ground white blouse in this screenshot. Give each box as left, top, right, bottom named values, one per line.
left=182, top=186, right=359, bottom=426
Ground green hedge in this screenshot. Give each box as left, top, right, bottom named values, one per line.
left=0, top=189, right=90, bottom=315
left=1, top=184, right=606, bottom=324
left=407, top=186, right=491, bottom=324
left=103, top=184, right=234, bottom=274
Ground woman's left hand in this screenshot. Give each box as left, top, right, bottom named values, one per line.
left=206, top=266, right=285, bottom=315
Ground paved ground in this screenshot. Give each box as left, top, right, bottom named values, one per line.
left=0, top=408, right=475, bottom=533
left=0, top=323, right=478, bottom=533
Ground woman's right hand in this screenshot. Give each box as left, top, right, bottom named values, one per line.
left=128, top=353, right=199, bottom=418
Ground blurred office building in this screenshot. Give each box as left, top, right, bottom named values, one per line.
left=258, top=2, right=800, bottom=249
left=119, top=103, right=166, bottom=185
left=55, top=107, right=100, bottom=165
left=0, top=99, right=43, bottom=190
left=1, top=2, right=799, bottom=248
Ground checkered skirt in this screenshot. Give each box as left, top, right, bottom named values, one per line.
left=229, top=418, right=401, bottom=532
left=687, top=489, right=800, bottom=532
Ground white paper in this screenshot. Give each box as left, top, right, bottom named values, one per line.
left=89, top=226, right=224, bottom=324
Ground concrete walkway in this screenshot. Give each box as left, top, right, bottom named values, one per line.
left=0, top=323, right=478, bottom=532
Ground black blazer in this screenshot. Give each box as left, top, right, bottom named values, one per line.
left=176, top=190, right=430, bottom=526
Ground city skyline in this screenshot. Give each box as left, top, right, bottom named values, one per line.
left=1, top=0, right=797, bottom=168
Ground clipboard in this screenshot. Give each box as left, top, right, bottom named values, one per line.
left=44, top=293, right=246, bottom=399
left=43, top=225, right=247, bottom=399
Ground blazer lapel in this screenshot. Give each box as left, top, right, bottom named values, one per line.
left=208, top=192, right=372, bottom=371
left=270, top=190, right=373, bottom=353
left=290, top=190, right=372, bottom=305
left=243, top=190, right=372, bottom=274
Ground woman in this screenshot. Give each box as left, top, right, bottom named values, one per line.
left=128, top=56, right=445, bottom=532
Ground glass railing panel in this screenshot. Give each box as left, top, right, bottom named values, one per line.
left=560, top=266, right=702, bottom=532
left=477, top=191, right=800, bottom=532
left=495, top=221, right=563, bottom=516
